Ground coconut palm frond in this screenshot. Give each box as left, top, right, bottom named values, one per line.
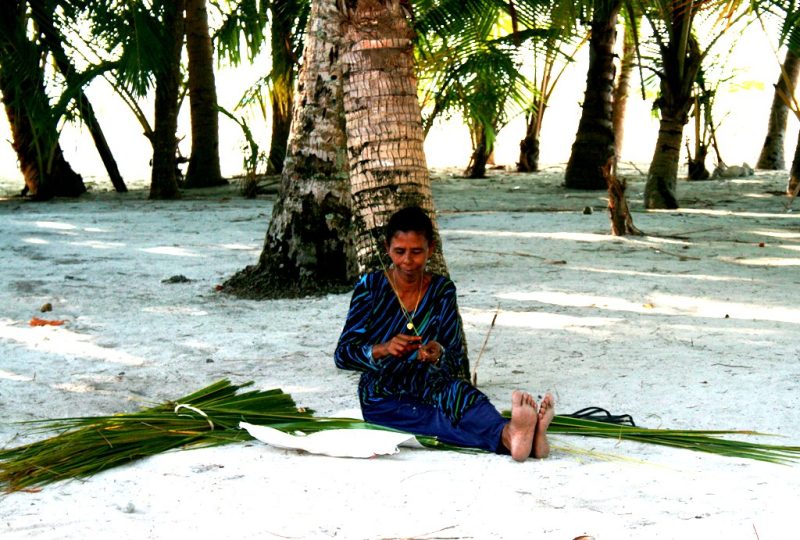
left=0, top=380, right=307, bottom=492
left=545, top=415, right=800, bottom=465
left=2, top=380, right=799, bottom=494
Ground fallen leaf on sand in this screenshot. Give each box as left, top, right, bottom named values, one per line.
left=30, top=317, right=65, bottom=327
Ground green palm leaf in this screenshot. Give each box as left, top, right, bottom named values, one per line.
left=2, top=380, right=799, bottom=494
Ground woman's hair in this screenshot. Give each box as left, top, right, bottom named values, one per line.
left=385, top=206, right=434, bottom=245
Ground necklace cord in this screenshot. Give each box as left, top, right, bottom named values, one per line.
left=385, top=268, right=424, bottom=335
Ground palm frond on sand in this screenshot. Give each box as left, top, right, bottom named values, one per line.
left=1, top=380, right=798, bottom=492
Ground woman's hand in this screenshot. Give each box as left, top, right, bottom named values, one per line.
left=373, top=334, right=422, bottom=359
left=418, top=340, right=444, bottom=364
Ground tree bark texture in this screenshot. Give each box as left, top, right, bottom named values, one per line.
left=28, top=0, right=127, bottom=193
left=184, top=0, right=225, bottom=188
left=644, top=114, right=684, bottom=209
left=687, top=140, right=710, bottom=180
left=603, top=158, right=640, bottom=236
left=466, top=126, right=489, bottom=178
left=149, top=0, right=185, bottom=200
left=517, top=114, right=540, bottom=172
left=224, top=0, right=355, bottom=298
left=644, top=21, right=702, bottom=209
left=612, top=15, right=636, bottom=161
left=0, top=0, right=85, bottom=200
left=266, top=3, right=297, bottom=175
left=564, top=0, right=621, bottom=190
left=788, top=128, right=800, bottom=195
left=756, top=48, right=800, bottom=170
left=341, top=0, right=446, bottom=275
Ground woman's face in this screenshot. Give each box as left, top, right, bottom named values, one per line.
left=387, top=231, right=432, bottom=278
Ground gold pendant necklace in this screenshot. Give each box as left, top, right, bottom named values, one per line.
left=386, top=269, right=424, bottom=334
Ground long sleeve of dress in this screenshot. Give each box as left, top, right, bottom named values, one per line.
left=334, top=274, right=382, bottom=373
left=426, top=279, right=470, bottom=381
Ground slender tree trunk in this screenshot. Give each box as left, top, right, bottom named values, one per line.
left=604, top=158, right=640, bottom=236
left=28, top=0, right=126, bottom=193
left=612, top=14, right=637, bottom=161
left=267, top=81, right=293, bottom=175
left=564, top=0, right=621, bottom=190
left=687, top=144, right=710, bottom=180
left=0, top=0, right=85, bottom=200
left=184, top=0, right=224, bottom=188
left=223, top=0, right=354, bottom=298
left=149, top=0, right=185, bottom=200
left=68, top=91, right=126, bottom=193
left=644, top=113, right=684, bottom=209
left=643, top=17, right=702, bottom=209
left=788, top=128, right=800, bottom=195
left=757, top=48, right=800, bottom=170
left=466, top=126, right=490, bottom=178
left=517, top=110, right=540, bottom=172
left=266, top=3, right=297, bottom=175
left=341, top=0, right=446, bottom=275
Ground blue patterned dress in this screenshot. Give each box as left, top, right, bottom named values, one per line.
left=335, top=271, right=508, bottom=452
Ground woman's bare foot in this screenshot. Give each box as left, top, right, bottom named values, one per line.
left=533, top=392, right=555, bottom=458
left=501, top=390, right=537, bottom=462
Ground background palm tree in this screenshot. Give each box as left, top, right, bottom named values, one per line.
left=641, top=0, right=748, bottom=209
left=266, top=0, right=308, bottom=175
left=564, top=0, right=623, bottom=190
left=214, top=0, right=309, bottom=176
left=81, top=0, right=190, bottom=199
left=28, top=0, right=127, bottom=193
left=612, top=9, right=641, bottom=161
left=515, top=28, right=585, bottom=173
left=756, top=45, right=800, bottom=170
left=416, top=1, right=531, bottom=179
left=0, top=0, right=86, bottom=200
left=224, top=0, right=353, bottom=298
left=755, top=3, right=800, bottom=171
left=149, top=0, right=186, bottom=199
left=184, top=0, right=226, bottom=188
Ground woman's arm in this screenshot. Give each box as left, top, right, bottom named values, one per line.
left=334, top=274, right=382, bottom=373
left=432, top=279, right=471, bottom=380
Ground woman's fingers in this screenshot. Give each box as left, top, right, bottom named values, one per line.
left=417, top=341, right=441, bottom=362
left=387, top=334, right=421, bottom=356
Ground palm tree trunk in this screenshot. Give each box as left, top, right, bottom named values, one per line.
left=643, top=13, right=702, bottom=209
left=466, top=126, right=490, bottom=178
left=70, top=92, right=126, bottom=193
left=644, top=113, right=683, bottom=209
left=341, top=0, right=446, bottom=275
left=612, top=13, right=637, bottom=161
left=223, top=0, right=354, bottom=298
left=756, top=48, right=800, bottom=170
left=0, top=0, right=85, bottom=200
left=564, top=0, right=621, bottom=190
left=28, top=0, right=127, bottom=193
left=788, top=128, right=800, bottom=195
left=266, top=3, right=297, bottom=175
left=184, top=0, right=225, bottom=188
left=517, top=112, right=540, bottom=172
left=149, top=0, right=185, bottom=200
left=267, top=78, right=293, bottom=175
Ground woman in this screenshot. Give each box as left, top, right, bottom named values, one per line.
left=334, top=206, right=553, bottom=461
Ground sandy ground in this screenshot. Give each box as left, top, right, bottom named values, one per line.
left=1, top=165, right=799, bottom=539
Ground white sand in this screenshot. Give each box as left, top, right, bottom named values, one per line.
left=1, top=166, right=799, bottom=539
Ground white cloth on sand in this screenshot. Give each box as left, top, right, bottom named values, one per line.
left=240, top=422, right=420, bottom=458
